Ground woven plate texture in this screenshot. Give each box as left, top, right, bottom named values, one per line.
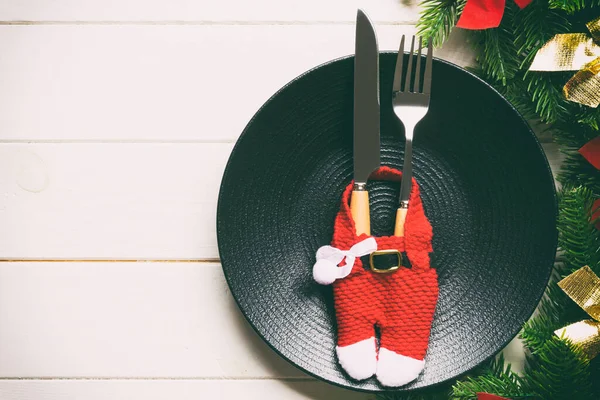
left=216, top=53, right=558, bottom=393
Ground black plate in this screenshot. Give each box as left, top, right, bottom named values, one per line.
left=216, top=53, right=558, bottom=392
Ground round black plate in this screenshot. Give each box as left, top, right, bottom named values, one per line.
left=216, top=53, right=558, bottom=392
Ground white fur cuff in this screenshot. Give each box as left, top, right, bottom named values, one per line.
left=376, top=348, right=425, bottom=387
left=335, top=337, right=377, bottom=381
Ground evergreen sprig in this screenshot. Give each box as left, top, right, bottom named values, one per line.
left=558, top=152, right=600, bottom=194
left=513, top=0, right=571, bottom=66
left=477, top=27, right=520, bottom=85
left=549, top=0, right=600, bottom=13
left=451, top=355, right=525, bottom=399
left=521, top=337, right=593, bottom=399
left=556, top=186, right=600, bottom=272
left=524, top=72, right=570, bottom=124
left=416, top=0, right=466, bottom=47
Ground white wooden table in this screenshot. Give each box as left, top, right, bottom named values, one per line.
left=0, top=1, right=563, bottom=399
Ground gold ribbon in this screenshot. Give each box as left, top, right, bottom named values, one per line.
left=529, top=17, right=600, bottom=108
left=554, top=266, right=600, bottom=359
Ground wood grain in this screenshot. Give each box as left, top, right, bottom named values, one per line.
left=0, top=262, right=307, bottom=378
left=350, top=190, right=370, bottom=235
left=0, top=143, right=230, bottom=260
left=0, top=26, right=473, bottom=142
left=0, top=380, right=375, bottom=400
left=0, top=0, right=419, bottom=23
left=0, top=142, right=563, bottom=260
left=393, top=207, right=407, bottom=237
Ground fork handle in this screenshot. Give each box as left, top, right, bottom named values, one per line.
left=395, top=134, right=413, bottom=237
left=351, top=189, right=370, bottom=235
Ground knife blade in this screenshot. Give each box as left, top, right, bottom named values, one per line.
left=351, top=9, right=380, bottom=236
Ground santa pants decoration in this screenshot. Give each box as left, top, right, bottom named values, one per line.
left=313, top=167, right=439, bottom=387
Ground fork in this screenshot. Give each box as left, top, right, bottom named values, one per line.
left=392, top=35, right=433, bottom=237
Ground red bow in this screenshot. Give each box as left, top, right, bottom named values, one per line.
left=457, top=0, right=533, bottom=30
left=579, top=136, right=600, bottom=170
left=579, top=136, right=600, bottom=229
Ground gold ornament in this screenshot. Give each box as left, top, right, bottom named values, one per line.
left=529, top=17, right=600, bottom=108
left=554, top=266, right=600, bottom=359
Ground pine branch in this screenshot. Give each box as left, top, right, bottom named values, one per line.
left=557, top=185, right=600, bottom=275
left=451, top=355, right=525, bottom=399
left=548, top=0, right=600, bottom=13
left=548, top=0, right=583, bottom=13
left=471, top=7, right=520, bottom=86
left=416, top=0, right=466, bottom=47
left=521, top=312, right=560, bottom=350
left=523, top=72, right=571, bottom=124
left=513, top=0, right=571, bottom=66
left=558, top=154, right=600, bottom=200
left=575, top=107, right=600, bottom=131
left=509, top=0, right=574, bottom=124
left=521, top=336, right=593, bottom=399
left=553, top=119, right=600, bottom=149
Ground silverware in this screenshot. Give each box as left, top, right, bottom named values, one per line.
left=392, top=35, right=433, bottom=236
left=351, top=9, right=381, bottom=236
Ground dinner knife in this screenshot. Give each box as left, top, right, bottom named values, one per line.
left=351, top=9, right=381, bottom=236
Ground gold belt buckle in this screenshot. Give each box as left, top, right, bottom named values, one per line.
left=369, top=249, right=402, bottom=274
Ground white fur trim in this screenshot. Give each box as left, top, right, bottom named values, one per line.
left=335, top=337, right=377, bottom=381
left=376, top=348, right=425, bottom=387
left=313, top=237, right=377, bottom=285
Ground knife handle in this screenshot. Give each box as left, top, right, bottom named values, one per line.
left=351, top=190, right=370, bottom=235
left=394, top=207, right=408, bottom=237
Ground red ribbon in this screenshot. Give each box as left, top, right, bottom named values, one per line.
left=579, top=136, right=600, bottom=171
left=578, top=136, right=600, bottom=230
left=456, top=0, right=533, bottom=30
left=476, top=394, right=510, bottom=400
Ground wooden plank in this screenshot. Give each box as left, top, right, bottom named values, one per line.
left=0, top=380, right=375, bottom=400
left=0, top=260, right=523, bottom=390
left=0, top=262, right=308, bottom=378
left=0, top=142, right=563, bottom=260
left=0, top=143, right=230, bottom=260
left=0, top=25, right=474, bottom=142
left=0, top=0, right=419, bottom=23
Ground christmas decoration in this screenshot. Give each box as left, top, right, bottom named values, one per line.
left=579, top=136, right=600, bottom=170
left=313, top=166, right=438, bottom=387
left=375, top=0, right=600, bottom=398
left=555, top=266, right=600, bottom=359
left=476, top=393, right=510, bottom=400
left=529, top=17, right=600, bottom=107
left=578, top=137, right=600, bottom=229
left=456, top=0, right=532, bottom=30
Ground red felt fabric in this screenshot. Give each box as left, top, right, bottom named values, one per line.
left=579, top=136, right=600, bottom=171
left=330, top=166, right=438, bottom=360
left=456, top=0, right=532, bottom=30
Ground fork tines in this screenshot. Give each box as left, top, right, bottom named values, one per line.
left=393, top=35, right=433, bottom=95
